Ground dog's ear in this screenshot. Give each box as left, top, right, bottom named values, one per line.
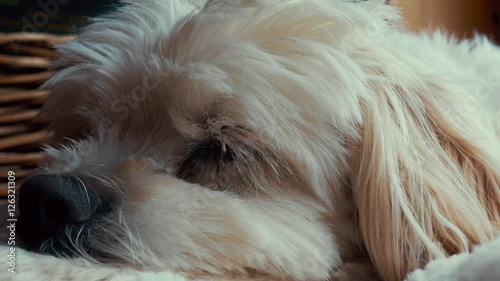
left=40, top=0, right=206, bottom=143
left=348, top=83, right=500, bottom=281
left=40, top=63, right=92, bottom=143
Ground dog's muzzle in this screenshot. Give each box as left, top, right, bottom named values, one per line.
left=17, top=175, right=104, bottom=250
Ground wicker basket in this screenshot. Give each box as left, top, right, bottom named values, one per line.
left=0, top=33, right=72, bottom=198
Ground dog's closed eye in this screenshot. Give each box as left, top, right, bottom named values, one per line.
left=177, top=139, right=236, bottom=179
left=187, top=139, right=235, bottom=164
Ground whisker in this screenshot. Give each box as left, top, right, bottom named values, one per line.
left=73, top=175, right=91, bottom=206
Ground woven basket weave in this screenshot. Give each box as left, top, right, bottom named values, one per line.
left=0, top=33, right=72, bottom=198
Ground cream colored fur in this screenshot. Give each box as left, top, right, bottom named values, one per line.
left=2, top=236, right=500, bottom=280
left=6, top=1, right=500, bottom=281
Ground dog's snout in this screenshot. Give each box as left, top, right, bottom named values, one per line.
left=17, top=175, right=101, bottom=249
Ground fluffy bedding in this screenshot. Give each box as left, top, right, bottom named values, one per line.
left=1, top=236, right=499, bottom=281
left=2, top=0, right=500, bottom=280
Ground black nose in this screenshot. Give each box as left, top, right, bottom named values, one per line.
left=17, top=175, right=100, bottom=250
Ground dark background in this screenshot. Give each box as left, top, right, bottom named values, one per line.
left=0, top=0, right=120, bottom=34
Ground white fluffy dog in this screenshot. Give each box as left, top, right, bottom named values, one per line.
left=15, top=1, right=500, bottom=281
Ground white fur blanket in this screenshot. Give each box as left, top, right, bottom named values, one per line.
left=0, top=237, right=499, bottom=281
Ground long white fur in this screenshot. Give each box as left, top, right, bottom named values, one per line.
left=11, top=0, right=500, bottom=281
left=2, top=237, right=500, bottom=280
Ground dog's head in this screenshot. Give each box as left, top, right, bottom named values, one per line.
left=17, top=1, right=500, bottom=281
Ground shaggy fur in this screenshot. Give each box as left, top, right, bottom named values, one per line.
left=17, top=0, right=500, bottom=280
left=2, top=235, right=500, bottom=280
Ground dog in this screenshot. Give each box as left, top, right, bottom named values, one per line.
left=16, top=1, right=500, bottom=281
